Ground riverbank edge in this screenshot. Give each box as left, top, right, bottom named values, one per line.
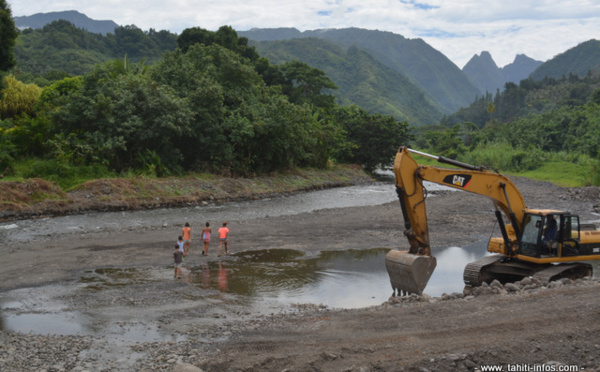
left=0, top=164, right=375, bottom=222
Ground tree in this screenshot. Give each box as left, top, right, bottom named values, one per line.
left=0, top=0, right=18, bottom=97
left=177, top=27, right=215, bottom=52
left=177, top=26, right=259, bottom=62
left=279, top=60, right=338, bottom=110
left=151, top=44, right=323, bottom=175
left=0, top=75, right=43, bottom=119
left=334, top=105, right=412, bottom=171
left=54, top=59, right=194, bottom=172
left=0, top=0, right=17, bottom=72
left=109, top=25, right=157, bottom=60
left=589, top=87, right=600, bottom=105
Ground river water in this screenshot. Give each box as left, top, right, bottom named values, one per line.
left=0, top=180, right=496, bottom=339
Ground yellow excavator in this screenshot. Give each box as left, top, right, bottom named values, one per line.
left=385, top=147, right=600, bottom=295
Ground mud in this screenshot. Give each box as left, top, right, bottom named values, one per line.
left=1, top=176, right=600, bottom=371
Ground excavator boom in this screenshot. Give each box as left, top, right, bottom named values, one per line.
left=386, top=147, right=527, bottom=295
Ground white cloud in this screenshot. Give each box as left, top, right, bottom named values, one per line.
left=7, top=0, right=600, bottom=68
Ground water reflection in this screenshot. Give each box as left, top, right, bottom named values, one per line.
left=186, top=247, right=484, bottom=308
left=426, top=246, right=487, bottom=296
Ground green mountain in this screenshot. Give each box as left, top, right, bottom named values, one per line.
left=530, top=39, right=600, bottom=80
left=255, top=37, right=444, bottom=125
left=239, top=27, right=480, bottom=113
left=14, top=10, right=118, bottom=35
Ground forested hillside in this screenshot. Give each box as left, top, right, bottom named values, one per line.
left=442, top=73, right=600, bottom=128
left=252, top=37, right=444, bottom=126
left=413, top=70, right=600, bottom=186
left=240, top=27, right=480, bottom=113
left=530, top=39, right=600, bottom=81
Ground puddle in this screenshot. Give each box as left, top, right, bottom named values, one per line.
left=186, top=246, right=491, bottom=304
left=187, top=248, right=395, bottom=309
left=2, top=247, right=597, bottom=340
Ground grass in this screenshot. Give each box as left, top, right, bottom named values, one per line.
left=512, top=161, right=588, bottom=187
left=409, top=148, right=599, bottom=188
left=8, top=158, right=117, bottom=190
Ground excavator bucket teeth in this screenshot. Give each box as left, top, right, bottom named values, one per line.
left=385, top=250, right=437, bottom=295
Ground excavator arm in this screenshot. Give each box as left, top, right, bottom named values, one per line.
left=386, top=147, right=528, bottom=295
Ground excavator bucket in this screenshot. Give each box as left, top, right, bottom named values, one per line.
left=385, top=250, right=437, bottom=295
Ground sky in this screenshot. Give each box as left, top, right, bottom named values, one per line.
left=8, top=0, right=600, bottom=68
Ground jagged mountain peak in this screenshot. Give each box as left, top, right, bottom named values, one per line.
left=464, top=51, right=498, bottom=69
left=463, top=51, right=542, bottom=94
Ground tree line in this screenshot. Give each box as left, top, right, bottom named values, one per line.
left=0, top=6, right=412, bottom=182
left=2, top=1, right=599, bottom=186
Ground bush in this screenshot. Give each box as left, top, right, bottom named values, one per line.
left=21, top=159, right=114, bottom=189
left=460, top=142, right=544, bottom=172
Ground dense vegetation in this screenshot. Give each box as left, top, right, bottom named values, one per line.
left=13, top=20, right=178, bottom=86
left=530, top=40, right=600, bottom=81
left=1, top=23, right=412, bottom=187
left=0, top=0, right=18, bottom=92
left=443, top=73, right=600, bottom=128
left=2, top=11, right=600, bottom=189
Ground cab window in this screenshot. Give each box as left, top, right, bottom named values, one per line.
left=520, top=214, right=542, bottom=256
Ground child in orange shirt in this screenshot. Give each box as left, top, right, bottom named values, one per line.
left=182, top=222, right=191, bottom=256
left=217, top=221, right=229, bottom=257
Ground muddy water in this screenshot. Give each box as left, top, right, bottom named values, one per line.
left=0, top=245, right=488, bottom=341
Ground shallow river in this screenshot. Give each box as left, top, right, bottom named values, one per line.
left=0, top=180, right=501, bottom=340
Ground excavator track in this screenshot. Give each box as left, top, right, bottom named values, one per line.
left=464, top=256, right=594, bottom=287
left=463, top=254, right=505, bottom=286
left=532, top=263, right=593, bottom=285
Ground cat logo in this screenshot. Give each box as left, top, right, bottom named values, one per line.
left=442, top=174, right=472, bottom=188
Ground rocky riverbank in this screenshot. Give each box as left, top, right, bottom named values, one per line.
left=0, top=165, right=373, bottom=221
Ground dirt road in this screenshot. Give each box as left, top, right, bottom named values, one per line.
left=1, top=176, right=600, bottom=371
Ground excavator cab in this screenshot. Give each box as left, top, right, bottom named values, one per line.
left=519, top=211, right=586, bottom=258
